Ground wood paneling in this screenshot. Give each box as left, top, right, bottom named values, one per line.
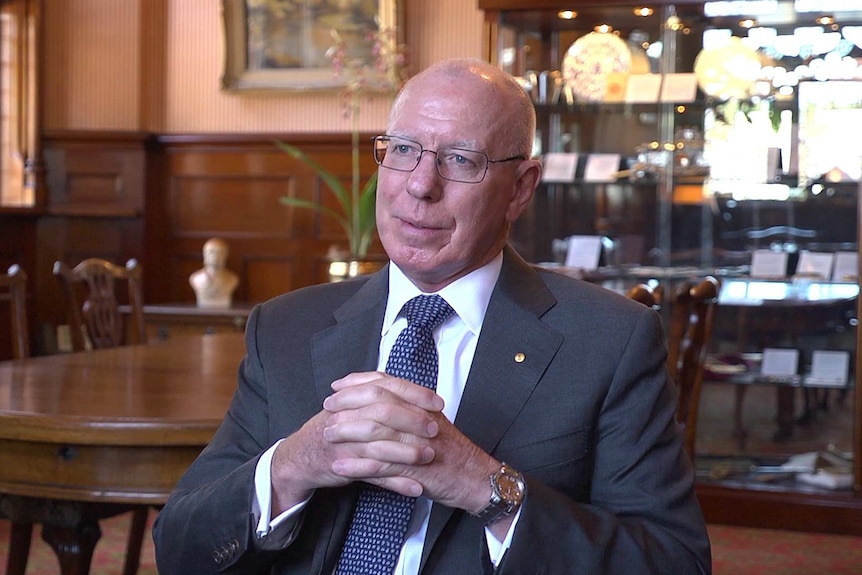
left=170, top=174, right=293, bottom=235
left=0, top=213, right=38, bottom=361
left=160, top=133, right=382, bottom=303
left=13, top=131, right=377, bottom=354
left=44, top=132, right=153, bottom=217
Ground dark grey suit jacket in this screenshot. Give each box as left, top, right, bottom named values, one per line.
left=153, top=247, right=712, bottom=574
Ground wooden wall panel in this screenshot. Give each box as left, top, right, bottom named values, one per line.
left=27, top=215, right=146, bottom=355
left=10, top=132, right=380, bottom=352
left=244, top=258, right=300, bottom=304
left=65, top=174, right=123, bottom=206
left=170, top=175, right=293, bottom=236
left=0, top=214, right=38, bottom=361
left=159, top=134, right=383, bottom=305
left=43, top=133, right=152, bottom=216
left=19, top=132, right=161, bottom=354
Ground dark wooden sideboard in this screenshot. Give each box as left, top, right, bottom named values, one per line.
left=120, top=303, right=253, bottom=341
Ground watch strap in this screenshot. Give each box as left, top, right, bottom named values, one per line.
left=472, top=462, right=526, bottom=525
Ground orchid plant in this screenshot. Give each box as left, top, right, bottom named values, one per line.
left=278, top=26, right=406, bottom=259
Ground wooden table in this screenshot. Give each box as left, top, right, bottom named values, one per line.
left=0, top=333, right=245, bottom=575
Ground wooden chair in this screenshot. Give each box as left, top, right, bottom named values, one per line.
left=1, top=264, right=33, bottom=575
left=53, top=258, right=146, bottom=351
left=625, top=283, right=663, bottom=310
left=52, top=258, right=148, bottom=575
left=0, top=264, right=29, bottom=359
left=665, top=276, right=720, bottom=457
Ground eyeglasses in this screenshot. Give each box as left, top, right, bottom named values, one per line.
left=372, top=135, right=525, bottom=184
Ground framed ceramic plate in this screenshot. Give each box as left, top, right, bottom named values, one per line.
left=562, top=32, right=632, bottom=103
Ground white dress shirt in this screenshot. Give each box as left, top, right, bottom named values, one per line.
left=252, top=252, right=520, bottom=571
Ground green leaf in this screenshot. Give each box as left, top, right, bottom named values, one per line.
left=275, top=140, right=352, bottom=217
left=276, top=139, right=378, bottom=257
left=356, top=173, right=378, bottom=256
left=279, top=196, right=351, bottom=237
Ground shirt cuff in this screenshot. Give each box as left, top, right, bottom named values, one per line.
left=484, top=504, right=523, bottom=566
left=253, top=439, right=313, bottom=545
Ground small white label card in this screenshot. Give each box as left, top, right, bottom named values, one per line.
left=760, top=348, right=799, bottom=377
left=832, top=251, right=858, bottom=282
left=795, top=251, right=834, bottom=280
left=624, top=74, right=662, bottom=103
left=564, top=235, right=603, bottom=270
left=659, top=73, right=698, bottom=103
left=750, top=249, right=789, bottom=279
left=808, top=350, right=850, bottom=386
left=583, top=153, right=621, bottom=182
left=541, top=153, right=579, bottom=183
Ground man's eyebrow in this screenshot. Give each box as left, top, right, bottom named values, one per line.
left=386, top=133, right=483, bottom=151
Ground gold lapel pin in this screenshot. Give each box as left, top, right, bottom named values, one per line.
left=514, top=352, right=526, bottom=363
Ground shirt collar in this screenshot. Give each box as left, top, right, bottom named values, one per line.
left=383, top=252, right=504, bottom=337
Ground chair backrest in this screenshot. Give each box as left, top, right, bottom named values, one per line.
left=665, top=276, right=720, bottom=457
left=625, top=283, right=663, bottom=310
left=0, top=264, right=29, bottom=359
left=53, top=258, right=146, bottom=351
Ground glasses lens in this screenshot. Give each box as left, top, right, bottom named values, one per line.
left=373, top=136, right=490, bottom=183
left=436, top=148, right=488, bottom=183
left=375, top=136, right=421, bottom=171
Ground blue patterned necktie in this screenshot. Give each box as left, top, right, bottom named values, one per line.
left=335, top=295, right=454, bottom=575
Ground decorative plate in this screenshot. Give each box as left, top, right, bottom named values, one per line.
left=562, top=32, right=633, bottom=103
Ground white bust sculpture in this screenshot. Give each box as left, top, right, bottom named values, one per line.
left=189, top=238, right=239, bottom=308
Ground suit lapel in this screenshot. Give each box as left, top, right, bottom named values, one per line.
left=422, top=248, right=563, bottom=569
left=310, top=268, right=390, bottom=403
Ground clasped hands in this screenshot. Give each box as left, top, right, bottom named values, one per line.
left=270, top=371, right=496, bottom=518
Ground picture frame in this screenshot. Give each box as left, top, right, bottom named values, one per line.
left=221, top=0, right=403, bottom=92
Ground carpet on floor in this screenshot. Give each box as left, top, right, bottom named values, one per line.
left=2, top=513, right=862, bottom=574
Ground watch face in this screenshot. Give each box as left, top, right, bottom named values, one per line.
left=496, top=470, right=525, bottom=503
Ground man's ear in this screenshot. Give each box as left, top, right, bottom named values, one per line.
left=506, top=159, right=542, bottom=222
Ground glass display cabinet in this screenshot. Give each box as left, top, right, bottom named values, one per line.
left=479, top=0, right=862, bottom=529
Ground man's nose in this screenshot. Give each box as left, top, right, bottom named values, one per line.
left=413, top=149, right=442, bottom=178
left=406, top=150, right=443, bottom=199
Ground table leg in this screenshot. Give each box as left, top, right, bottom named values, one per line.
left=774, top=387, right=796, bottom=441
left=733, top=385, right=748, bottom=450
left=41, top=521, right=101, bottom=575
left=5, top=522, right=33, bottom=575
left=122, top=507, right=149, bottom=575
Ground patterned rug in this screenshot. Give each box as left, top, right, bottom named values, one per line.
left=2, top=514, right=862, bottom=574
left=709, top=523, right=862, bottom=574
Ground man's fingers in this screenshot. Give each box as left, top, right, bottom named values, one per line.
left=365, top=476, right=425, bottom=498
left=330, top=443, right=435, bottom=476
left=330, top=371, right=383, bottom=388
left=324, top=408, right=439, bottom=440
left=327, top=372, right=445, bottom=412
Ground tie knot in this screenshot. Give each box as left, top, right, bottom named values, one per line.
left=401, top=295, right=454, bottom=331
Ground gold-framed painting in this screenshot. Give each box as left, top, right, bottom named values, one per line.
left=221, top=0, right=403, bottom=92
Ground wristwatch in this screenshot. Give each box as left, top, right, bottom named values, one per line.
left=473, top=462, right=527, bottom=525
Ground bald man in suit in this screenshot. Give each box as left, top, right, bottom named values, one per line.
left=153, top=58, right=711, bottom=575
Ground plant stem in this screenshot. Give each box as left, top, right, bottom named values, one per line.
left=350, top=90, right=360, bottom=256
